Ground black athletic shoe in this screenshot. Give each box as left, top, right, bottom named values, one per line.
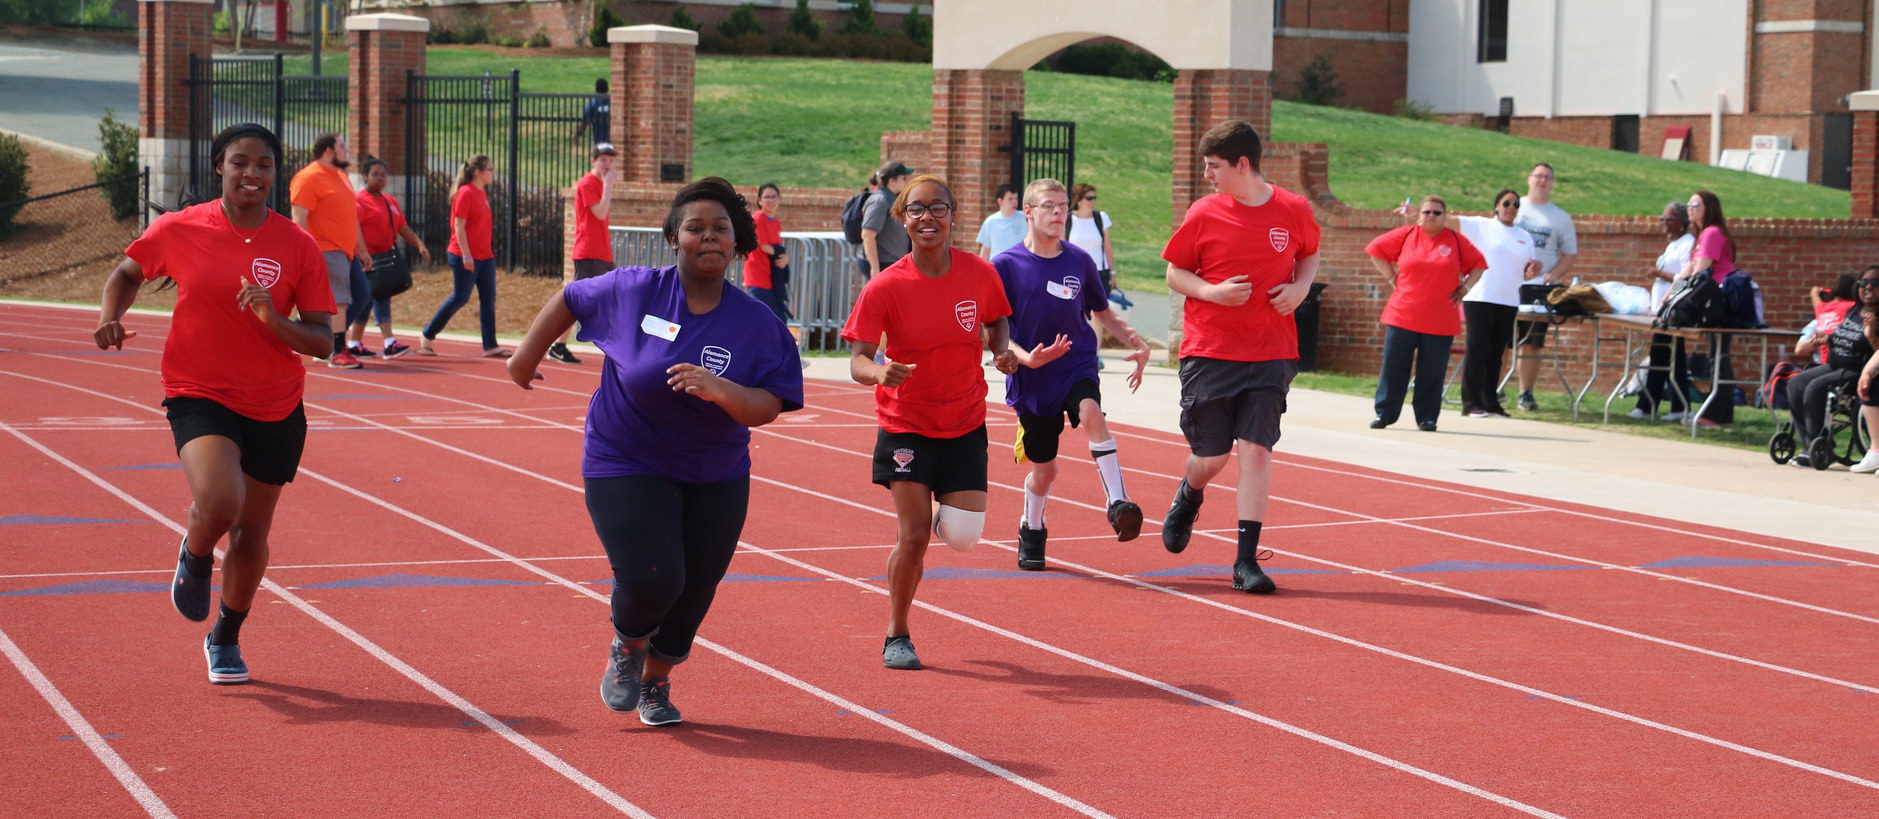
left=171, top=538, right=211, bottom=622
left=1017, top=524, right=1047, bottom=570
left=547, top=342, right=582, bottom=365
left=1232, top=552, right=1277, bottom=595
left=1161, top=482, right=1202, bottom=554
left=1107, top=499, right=1143, bottom=542
left=1418, top=421, right=1438, bottom=432
left=1369, top=417, right=1389, bottom=429
left=601, top=636, right=648, bottom=712
left=347, top=343, right=377, bottom=359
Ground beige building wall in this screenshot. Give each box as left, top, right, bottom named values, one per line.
left=932, top=0, right=1275, bottom=71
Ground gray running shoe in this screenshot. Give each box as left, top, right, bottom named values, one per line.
left=171, top=538, right=211, bottom=622
left=601, top=636, right=648, bottom=712
left=203, top=636, right=248, bottom=685
left=882, top=635, right=921, bottom=670
left=637, top=678, right=682, bottom=726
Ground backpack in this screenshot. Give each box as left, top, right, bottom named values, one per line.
left=839, top=188, right=873, bottom=245
left=1719, top=270, right=1765, bottom=329
left=1758, top=361, right=1802, bottom=410
left=1655, top=273, right=1726, bottom=329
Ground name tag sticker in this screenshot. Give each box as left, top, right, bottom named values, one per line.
left=1045, top=281, right=1075, bottom=300
left=640, top=314, right=681, bottom=340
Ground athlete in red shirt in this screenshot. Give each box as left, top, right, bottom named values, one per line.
left=1160, top=120, right=1321, bottom=594
left=94, top=123, right=336, bottom=686
left=843, top=175, right=1040, bottom=671
left=550, top=144, right=618, bottom=365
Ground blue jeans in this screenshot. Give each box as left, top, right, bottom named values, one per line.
left=371, top=296, right=392, bottom=326
left=425, top=253, right=498, bottom=350
left=343, top=257, right=372, bottom=329
left=1374, top=325, right=1454, bottom=426
left=749, top=285, right=790, bottom=322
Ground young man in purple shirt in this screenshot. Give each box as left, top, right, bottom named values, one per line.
left=994, top=178, right=1153, bottom=571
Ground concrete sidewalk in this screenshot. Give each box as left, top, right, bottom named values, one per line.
left=803, top=351, right=1879, bottom=556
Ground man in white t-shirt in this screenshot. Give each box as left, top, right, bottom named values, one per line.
left=1510, top=162, right=1577, bottom=411
left=976, top=183, right=1027, bottom=259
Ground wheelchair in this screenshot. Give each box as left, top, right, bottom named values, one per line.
left=1768, top=380, right=1870, bottom=470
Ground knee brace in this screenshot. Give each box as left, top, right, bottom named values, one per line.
left=932, top=505, right=984, bottom=552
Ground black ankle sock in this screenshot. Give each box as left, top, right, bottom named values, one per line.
left=334, top=332, right=348, bottom=354
left=180, top=542, right=212, bottom=579
left=209, top=602, right=248, bottom=646
left=1236, top=520, right=1263, bottom=564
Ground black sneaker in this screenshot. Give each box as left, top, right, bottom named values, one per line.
left=1232, top=551, right=1277, bottom=594
left=1107, top=499, right=1143, bottom=542
left=348, top=343, right=377, bottom=359
left=547, top=342, right=582, bottom=365
left=637, top=678, right=682, bottom=726
left=1518, top=391, right=1539, bottom=411
left=171, top=538, right=211, bottom=622
left=1161, top=481, right=1202, bottom=554
left=600, top=636, right=648, bottom=712
left=1017, top=524, right=1047, bottom=570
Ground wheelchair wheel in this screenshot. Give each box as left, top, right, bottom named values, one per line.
left=1808, top=435, right=1835, bottom=471
left=1768, top=429, right=1795, bottom=464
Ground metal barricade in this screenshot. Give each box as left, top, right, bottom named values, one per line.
left=608, top=227, right=856, bottom=354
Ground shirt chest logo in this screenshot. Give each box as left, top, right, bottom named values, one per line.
left=1269, top=228, right=1290, bottom=253
left=1437, top=245, right=1453, bottom=257
left=701, top=345, right=731, bottom=376
left=251, top=258, right=282, bottom=288
left=955, top=300, right=978, bottom=333
left=1046, top=276, right=1079, bottom=300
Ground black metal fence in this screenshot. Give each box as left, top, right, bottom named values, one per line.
left=1009, top=113, right=1076, bottom=190
left=186, top=54, right=348, bottom=214
left=403, top=70, right=594, bottom=277
left=0, top=171, right=149, bottom=286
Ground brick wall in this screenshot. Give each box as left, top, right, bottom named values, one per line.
left=928, top=69, right=1025, bottom=249
left=395, top=1, right=590, bottom=47
left=1172, top=70, right=1273, bottom=227
left=880, top=130, right=932, bottom=174
left=1508, top=113, right=1830, bottom=182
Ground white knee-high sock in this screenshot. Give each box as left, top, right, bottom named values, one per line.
left=1090, top=438, right=1125, bottom=504
left=1023, top=479, right=1048, bottom=529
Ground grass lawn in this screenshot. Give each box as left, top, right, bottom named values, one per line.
left=287, top=48, right=1852, bottom=293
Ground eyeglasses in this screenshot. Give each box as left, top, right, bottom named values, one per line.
left=1421, top=210, right=1445, bottom=216
left=904, top=203, right=951, bottom=219
left=1859, top=280, right=1879, bottom=289
left=1082, top=195, right=1097, bottom=201
left=1029, top=202, right=1069, bottom=213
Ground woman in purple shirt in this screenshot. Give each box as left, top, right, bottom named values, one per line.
left=508, top=177, right=804, bottom=726
left=1680, top=189, right=1737, bottom=426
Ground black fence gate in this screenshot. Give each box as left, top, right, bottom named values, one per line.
left=403, top=70, right=594, bottom=276
left=187, top=54, right=348, bottom=213
left=1009, top=113, right=1076, bottom=190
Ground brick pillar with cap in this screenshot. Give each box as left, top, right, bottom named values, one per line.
left=139, top=0, right=213, bottom=219
left=929, top=69, right=1024, bottom=247
left=1170, top=69, right=1271, bottom=227
left=608, top=25, right=696, bottom=186
left=1848, top=93, right=1879, bottom=218
left=346, top=12, right=428, bottom=196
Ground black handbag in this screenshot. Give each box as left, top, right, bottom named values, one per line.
left=369, top=249, right=412, bottom=300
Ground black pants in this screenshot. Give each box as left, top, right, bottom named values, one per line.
left=1635, top=333, right=1691, bottom=415
left=1697, top=336, right=1735, bottom=424
left=1374, top=325, right=1454, bottom=426
left=1786, top=366, right=1855, bottom=443
left=1459, top=302, right=1515, bottom=414
left=585, top=474, right=750, bottom=666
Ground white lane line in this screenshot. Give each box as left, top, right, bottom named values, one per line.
left=0, top=624, right=178, bottom=818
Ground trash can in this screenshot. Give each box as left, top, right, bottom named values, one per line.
left=1294, top=281, right=1328, bottom=371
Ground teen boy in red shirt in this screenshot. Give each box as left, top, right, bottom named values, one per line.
left=1161, top=120, right=1321, bottom=594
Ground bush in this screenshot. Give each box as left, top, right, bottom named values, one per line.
left=838, top=0, right=878, bottom=36
left=526, top=29, right=551, bottom=48
left=785, top=0, right=819, bottom=41
left=1053, top=42, right=1172, bottom=83
left=0, top=132, right=28, bottom=239
left=456, top=17, right=492, bottom=45
left=0, top=0, right=68, bottom=25
left=79, top=0, right=125, bottom=27
left=693, top=30, right=928, bottom=62
left=93, top=108, right=140, bottom=219
left=211, top=9, right=229, bottom=34
left=718, top=3, right=764, bottom=38
left=900, top=5, right=930, bottom=47
left=590, top=5, right=624, bottom=47
left=1393, top=98, right=1437, bottom=121
left=430, top=26, right=458, bottom=45
left=669, top=5, right=699, bottom=31
left=1292, top=53, right=1342, bottom=106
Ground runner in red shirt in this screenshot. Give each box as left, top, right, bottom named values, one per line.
left=842, top=174, right=1029, bottom=671
left=1365, top=196, right=1488, bottom=432
left=1160, top=120, right=1321, bottom=594
left=94, top=123, right=336, bottom=686
left=549, top=144, right=618, bottom=365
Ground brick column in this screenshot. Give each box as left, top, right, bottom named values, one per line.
left=1851, top=110, right=1879, bottom=218
left=1171, top=69, right=1271, bottom=227
left=346, top=12, right=428, bottom=195
left=138, top=0, right=212, bottom=220
left=608, top=25, right=696, bottom=185
left=929, top=69, right=1024, bottom=247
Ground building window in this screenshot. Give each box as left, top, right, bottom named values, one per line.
left=1273, top=0, right=1284, bottom=29
left=1477, top=0, right=1508, bottom=63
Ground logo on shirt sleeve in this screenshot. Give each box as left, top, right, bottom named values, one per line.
left=955, top=300, right=978, bottom=333
left=1269, top=228, right=1290, bottom=253
left=251, top=258, right=282, bottom=288
left=702, top=345, right=731, bottom=375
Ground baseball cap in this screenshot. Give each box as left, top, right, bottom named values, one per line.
left=878, top=160, right=914, bottom=180
left=592, top=143, right=618, bottom=158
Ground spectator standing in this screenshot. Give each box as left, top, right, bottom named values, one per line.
left=1365, top=196, right=1487, bottom=432
left=351, top=156, right=428, bottom=359
left=860, top=161, right=913, bottom=278
left=1627, top=201, right=1695, bottom=420
left=549, top=144, right=619, bottom=365
left=1160, top=120, right=1320, bottom=595
left=1680, top=189, right=1736, bottom=426
left=1067, top=182, right=1116, bottom=293
left=420, top=155, right=509, bottom=358
left=975, top=183, right=1026, bottom=260
left=290, top=132, right=371, bottom=370
left=574, top=79, right=610, bottom=147
left=1511, top=162, right=1577, bottom=411
left=746, top=182, right=792, bottom=323
left=1454, top=188, right=1538, bottom=417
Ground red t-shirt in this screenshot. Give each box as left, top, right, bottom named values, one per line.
left=355, top=190, right=407, bottom=256
left=1162, top=187, right=1321, bottom=362
left=745, top=210, right=782, bottom=289
left=841, top=248, right=1012, bottom=437
left=125, top=202, right=336, bottom=421
left=1367, top=224, right=1487, bottom=336
left=1814, top=300, right=1856, bottom=365
left=570, top=172, right=612, bottom=263
left=448, top=185, right=494, bottom=261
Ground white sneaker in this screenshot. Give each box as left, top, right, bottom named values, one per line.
left=1625, top=408, right=1648, bottom=420
left=1850, top=449, right=1879, bottom=474
left=1660, top=411, right=1685, bottom=422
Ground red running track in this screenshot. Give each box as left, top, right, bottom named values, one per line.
left=0, top=301, right=1876, bottom=817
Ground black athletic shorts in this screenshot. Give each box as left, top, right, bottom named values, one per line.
left=572, top=258, right=613, bottom=280
left=1515, top=318, right=1549, bottom=348
left=1014, top=377, right=1102, bottom=464
left=1177, top=357, right=1294, bottom=457
left=872, top=425, right=988, bottom=496
left=163, top=397, right=308, bottom=486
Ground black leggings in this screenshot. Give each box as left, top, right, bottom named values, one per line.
left=585, top=474, right=750, bottom=666
left=1459, top=302, right=1515, bottom=413
left=1786, top=366, right=1857, bottom=443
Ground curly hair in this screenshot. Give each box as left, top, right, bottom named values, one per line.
left=662, top=176, right=759, bottom=257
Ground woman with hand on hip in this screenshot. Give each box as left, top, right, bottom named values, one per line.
left=1365, top=195, right=1487, bottom=432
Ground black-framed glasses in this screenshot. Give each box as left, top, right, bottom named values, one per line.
left=1421, top=210, right=1445, bottom=216
left=905, top=203, right=951, bottom=219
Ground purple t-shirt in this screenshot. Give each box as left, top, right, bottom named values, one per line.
left=564, top=265, right=804, bottom=483
left=993, top=242, right=1108, bottom=416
